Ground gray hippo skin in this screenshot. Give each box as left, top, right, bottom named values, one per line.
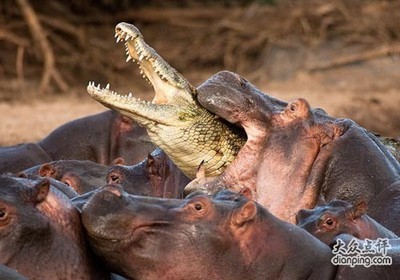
left=23, top=158, right=125, bottom=194
left=107, top=148, right=190, bottom=198
left=0, top=174, right=110, bottom=279
left=296, top=200, right=398, bottom=246
left=0, top=110, right=156, bottom=173
left=72, top=148, right=190, bottom=210
left=0, top=264, right=27, bottom=280
left=81, top=186, right=336, bottom=280
left=186, top=70, right=400, bottom=229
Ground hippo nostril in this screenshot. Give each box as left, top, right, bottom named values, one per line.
left=104, top=186, right=122, bottom=198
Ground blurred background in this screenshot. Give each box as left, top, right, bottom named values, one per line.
left=1, top=0, right=399, bottom=145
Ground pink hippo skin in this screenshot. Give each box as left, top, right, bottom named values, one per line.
left=81, top=186, right=336, bottom=280
left=22, top=158, right=125, bottom=194
left=185, top=71, right=400, bottom=231
left=0, top=174, right=110, bottom=279
left=296, top=199, right=398, bottom=246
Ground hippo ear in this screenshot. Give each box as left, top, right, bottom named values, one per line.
left=111, top=157, right=126, bottom=165
left=353, top=200, right=367, bottom=218
left=30, top=178, right=50, bottom=204
left=118, top=115, right=134, bottom=132
left=233, top=201, right=257, bottom=227
left=238, top=187, right=253, bottom=200
left=39, top=163, right=56, bottom=178
left=295, top=209, right=312, bottom=225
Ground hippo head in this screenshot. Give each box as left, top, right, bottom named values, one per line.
left=81, top=185, right=261, bottom=279
left=0, top=176, right=51, bottom=251
left=0, top=174, right=105, bottom=279
left=296, top=200, right=367, bottom=246
left=192, top=70, right=400, bottom=224
left=107, top=163, right=153, bottom=196
left=108, top=148, right=189, bottom=198
left=37, top=160, right=111, bottom=194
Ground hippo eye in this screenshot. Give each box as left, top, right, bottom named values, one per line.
left=0, top=208, right=7, bottom=220
left=194, top=203, right=203, bottom=211
left=323, top=217, right=336, bottom=229
left=108, top=172, right=121, bottom=184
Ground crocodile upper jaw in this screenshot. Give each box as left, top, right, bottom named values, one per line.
left=114, top=22, right=196, bottom=107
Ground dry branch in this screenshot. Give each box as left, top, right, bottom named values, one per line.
left=16, top=0, right=68, bottom=94
left=308, top=44, right=400, bottom=72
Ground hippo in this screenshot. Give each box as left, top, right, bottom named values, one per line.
left=81, top=186, right=335, bottom=279
left=184, top=70, right=400, bottom=227
left=0, top=264, right=27, bottom=280
left=23, top=158, right=125, bottom=194
left=0, top=110, right=156, bottom=173
left=296, top=200, right=398, bottom=246
left=0, top=174, right=110, bottom=279
left=18, top=172, right=79, bottom=199
left=107, top=148, right=190, bottom=198
left=72, top=148, right=190, bottom=210
left=0, top=143, right=51, bottom=174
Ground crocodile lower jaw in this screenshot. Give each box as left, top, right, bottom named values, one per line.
left=87, top=81, right=169, bottom=126
left=87, top=81, right=149, bottom=107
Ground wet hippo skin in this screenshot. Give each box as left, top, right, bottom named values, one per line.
left=107, top=148, right=190, bottom=198
left=0, top=174, right=110, bottom=279
left=81, top=186, right=336, bottom=280
left=72, top=148, right=190, bottom=210
left=296, top=200, right=398, bottom=246
left=186, top=70, right=400, bottom=229
left=23, top=158, right=125, bottom=194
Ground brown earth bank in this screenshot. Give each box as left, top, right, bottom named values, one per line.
left=1, top=0, right=400, bottom=146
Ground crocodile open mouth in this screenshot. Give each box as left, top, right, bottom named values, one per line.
left=112, top=22, right=196, bottom=105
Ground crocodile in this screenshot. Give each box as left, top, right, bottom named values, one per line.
left=87, top=22, right=246, bottom=179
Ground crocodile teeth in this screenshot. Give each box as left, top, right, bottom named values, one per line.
left=125, top=34, right=131, bottom=41
left=126, top=55, right=132, bottom=62
left=128, top=92, right=132, bottom=98
left=106, top=83, right=110, bottom=90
